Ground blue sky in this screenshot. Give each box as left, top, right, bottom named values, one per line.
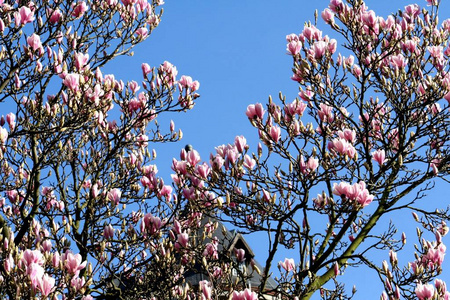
left=104, top=0, right=450, bottom=297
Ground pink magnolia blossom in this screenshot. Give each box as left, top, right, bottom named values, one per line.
left=135, top=27, right=148, bottom=38
left=311, top=41, right=327, bottom=59
left=176, top=232, right=189, bottom=249
left=187, top=149, right=201, bottom=166
left=279, top=258, right=295, bottom=272
left=158, top=184, right=173, bottom=200
left=390, top=54, right=408, bottom=69
left=355, top=188, right=374, bottom=207
left=14, top=73, right=21, bottom=89
left=422, top=242, right=446, bottom=268
left=338, top=129, right=356, bottom=143
left=328, top=138, right=356, bottom=159
left=389, top=250, right=398, bottom=267
left=302, top=25, right=322, bottom=41
left=372, top=149, right=386, bottom=165
left=72, top=1, right=89, bottom=18
left=196, top=163, right=210, bottom=179
left=334, top=262, right=340, bottom=276
left=63, top=251, right=87, bottom=275
left=178, top=75, right=193, bottom=89
left=428, top=46, right=444, bottom=59
left=243, top=154, right=256, bottom=170
left=313, top=193, right=328, bottom=209
left=91, top=183, right=100, bottom=198
left=321, top=8, right=334, bottom=23
left=27, top=33, right=42, bottom=52
left=246, top=103, right=265, bottom=120
left=286, top=40, right=302, bottom=56
left=41, top=240, right=52, bottom=253
left=352, top=65, right=362, bottom=78
left=49, top=9, right=62, bottom=24
left=6, top=113, right=15, bottom=130
left=270, top=125, right=281, bottom=142
left=128, top=80, right=140, bottom=94
left=142, top=63, right=151, bottom=77
left=52, top=252, right=60, bottom=268
left=4, top=253, right=13, bottom=273
left=36, top=273, right=55, bottom=296
left=103, top=224, right=114, bottom=239
left=402, top=39, right=417, bottom=53
left=71, top=276, right=86, bottom=292
left=199, top=280, right=212, bottom=300
left=22, top=249, right=44, bottom=267
left=435, top=279, right=447, bottom=295
left=232, top=289, right=258, bottom=300
left=235, top=248, right=246, bottom=262
left=285, top=99, right=307, bottom=117
left=29, top=263, right=45, bottom=288
left=226, top=147, right=239, bottom=165
left=18, top=6, right=35, bottom=26
left=362, top=10, right=377, bottom=27
left=333, top=182, right=350, bottom=198
left=430, top=158, right=440, bottom=175
left=63, top=73, right=81, bottom=93
left=128, top=98, right=141, bottom=113
left=415, top=282, right=435, bottom=300
left=328, top=39, right=337, bottom=54
left=191, top=80, right=200, bottom=92
left=74, top=52, right=89, bottom=70
left=140, top=213, right=163, bottom=236
left=299, top=89, right=314, bottom=102
left=286, top=33, right=298, bottom=42
left=306, top=157, right=319, bottom=172
left=403, top=4, right=421, bottom=21
left=437, top=221, right=449, bottom=237
left=0, top=127, right=8, bottom=144
left=318, top=103, right=334, bottom=123
left=234, top=135, right=247, bottom=153
left=329, top=0, right=344, bottom=13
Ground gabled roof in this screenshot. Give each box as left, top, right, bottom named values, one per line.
left=185, top=217, right=278, bottom=292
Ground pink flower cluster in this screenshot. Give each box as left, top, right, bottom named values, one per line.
left=140, top=213, right=163, bottom=236
left=420, top=242, right=446, bottom=269
left=210, top=143, right=242, bottom=171
left=286, top=23, right=337, bottom=64
left=15, top=248, right=87, bottom=297
left=326, top=129, right=357, bottom=159
left=415, top=279, right=450, bottom=300
left=332, top=181, right=374, bottom=208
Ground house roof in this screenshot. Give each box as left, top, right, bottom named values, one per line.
left=185, top=217, right=278, bottom=292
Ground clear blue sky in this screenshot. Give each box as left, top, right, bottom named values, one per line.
left=105, top=0, right=450, bottom=297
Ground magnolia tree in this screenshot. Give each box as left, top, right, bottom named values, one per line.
left=0, top=0, right=213, bottom=299
left=170, top=0, right=450, bottom=299
left=1, top=0, right=450, bottom=300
